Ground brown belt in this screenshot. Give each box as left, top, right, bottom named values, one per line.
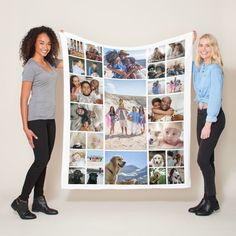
left=197, top=102, right=208, bottom=110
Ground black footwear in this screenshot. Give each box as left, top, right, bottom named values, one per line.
left=32, top=196, right=58, bottom=215
left=11, top=198, right=37, bottom=220
left=195, top=199, right=220, bottom=216
left=188, top=198, right=206, bottom=213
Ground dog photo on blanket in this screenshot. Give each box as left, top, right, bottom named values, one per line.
left=86, top=168, right=104, bottom=184
left=167, top=150, right=184, bottom=167
left=149, top=167, right=166, bottom=184
left=167, top=167, right=184, bottom=184
left=105, top=151, right=147, bottom=185
left=68, top=167, right=85, bottom=184
left=149, top=151, right=166, bottom=167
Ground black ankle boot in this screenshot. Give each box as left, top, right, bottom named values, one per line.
left=188, top=198, right=206, bottom=213
left=32, top=196, right=58, bottom=215
left=195, top=199, right=220, bottom=216
left=11, top=197, right=37, bottom=220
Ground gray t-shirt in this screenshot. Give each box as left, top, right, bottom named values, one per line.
left=22, top=58, right=58, bottom=121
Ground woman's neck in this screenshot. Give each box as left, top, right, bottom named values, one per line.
left=203, top=58, right=211, bottom=64
left=33, top=54, right=46, bottom=64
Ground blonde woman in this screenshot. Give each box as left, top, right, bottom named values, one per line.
left=189, top=32, right=225, bottom=216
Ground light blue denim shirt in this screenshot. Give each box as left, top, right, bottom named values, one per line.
left=192, top=62, right=223, bottom=122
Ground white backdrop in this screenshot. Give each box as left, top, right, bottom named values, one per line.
left=0, top=0, right=235, bottom=202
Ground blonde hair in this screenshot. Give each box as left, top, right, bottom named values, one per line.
left=195, top=34, right=223, bottom=69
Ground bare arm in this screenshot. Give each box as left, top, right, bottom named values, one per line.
left=20, top=81, right=38, bottom=148
left=152, top=107, right=174, bottom=116
left=107, top=65, right=127, bottom=77
left=56, top=59, right=63, bottom=69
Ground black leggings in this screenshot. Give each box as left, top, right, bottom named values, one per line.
left=197, top=108, right=225, bottom=198
left=20, top=119, right=56, bottom=200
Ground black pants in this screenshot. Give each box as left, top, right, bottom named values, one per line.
left=197, top=108, right=225, bottom=198
left=20, top=119, right=56, bottom=200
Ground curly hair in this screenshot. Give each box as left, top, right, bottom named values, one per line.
left=20, top=26, right=59, bottom=66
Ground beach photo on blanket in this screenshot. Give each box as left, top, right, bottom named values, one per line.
left=148, top=122, right=184, bottom=150
left=167, top=40, right=185, bottom=60
left=70, top=131, right=86, bottom=149
left=167, top=150, right=184, bottom=167
left=85, top=43, right=102, bottom=62
left=67, top=38, right=85, bottom=58
left=105, top=79, right=147, bottom=150
left=149, top=167, right=166, bottom=184
left=166, top=75, right=184, bottom=93
left=87, top=150, right=104, bottom=168
left=103, top=48, right=146, bottom=79
left=147, top=45, right=166, bottom=63
left=86, top=168, right=104, bottom=185
left=87, top=133, right=103, bottom=149
left=167, top=58, right=185, bottom=77
left=70, top=75, right=103, bottom=104
left=70, top=103, right=103, bottom=132
left=149, top=151, right=166, bottom=167
left=68, top=167, right=85, bottom=184
left=167, top=167, right=184, bottom=184
left=105, top=151, right=148, bottom=185
left=148, top=93, right=184, bottom=122
left=69, top=149, right=86, bottom=167
left=148, top=79, right=165, bottom=95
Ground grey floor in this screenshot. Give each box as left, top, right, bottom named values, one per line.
left=1, top=197, right=235, bottom=236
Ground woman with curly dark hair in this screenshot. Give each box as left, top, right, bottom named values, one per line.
left=11, top=26, right=63, bottom=220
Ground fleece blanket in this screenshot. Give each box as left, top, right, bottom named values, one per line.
left=59, top=31, right=192, bottom=189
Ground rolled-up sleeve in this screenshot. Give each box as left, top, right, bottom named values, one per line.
left=206, top=65, right=223, bottom=122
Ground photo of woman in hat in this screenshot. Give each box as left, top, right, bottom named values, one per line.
left=104, top=48, right=146, bottom=79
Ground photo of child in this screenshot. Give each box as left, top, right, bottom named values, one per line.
left=69, top=56, right=85, bottom=75
left=149, top=122, right=184, bottom=149
left=69, top=150, right=86, bottom=167
left=166, top=75, right=184, bottom=93
left=148, top=80, right=165, bottom=95
left=70, top=103, right=103, bottom=132
left=148, top=94, right=184, bottom=122
left=148, top=63, right=165, bottom=79
left=76, top=77, right=103, bottom=104
left=86, top=60, right=103, bottom=78
left=105, top=79, right=147, bottom=150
